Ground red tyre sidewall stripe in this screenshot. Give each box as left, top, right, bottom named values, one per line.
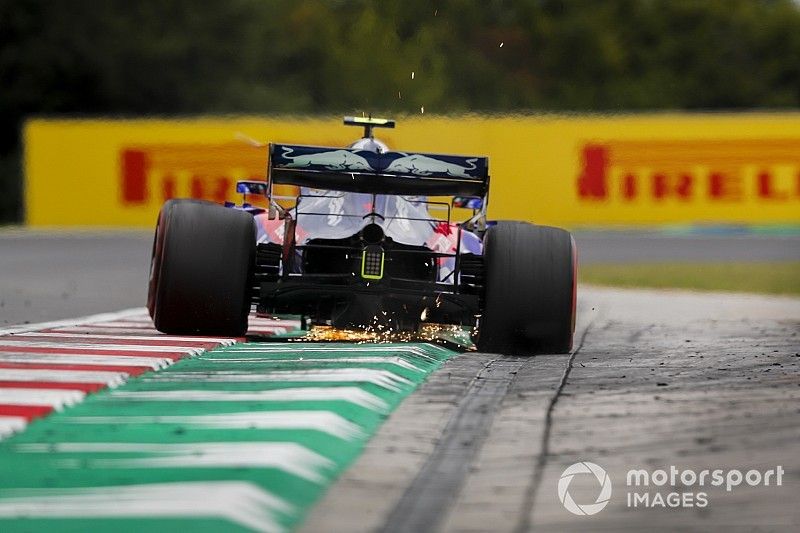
left=570, top=235, right=578, bottom=351
left=147, top=204, right=169, bottom=318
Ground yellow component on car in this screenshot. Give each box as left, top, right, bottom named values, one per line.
left=361, top=246, right=385, bottom=280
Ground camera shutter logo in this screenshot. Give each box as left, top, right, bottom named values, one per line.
left=558, top=462, right=613, bottom=516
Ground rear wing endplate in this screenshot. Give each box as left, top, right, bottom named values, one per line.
left=268, top=143, right=489, bottom=196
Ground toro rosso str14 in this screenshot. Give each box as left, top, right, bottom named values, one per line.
left=147, top=117, right=577, bottom=355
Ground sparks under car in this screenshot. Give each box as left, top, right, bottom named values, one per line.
left=147, top=117, right=576, bottom=355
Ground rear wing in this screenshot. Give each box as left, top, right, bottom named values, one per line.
left=268, top=143, right=489, bottom=196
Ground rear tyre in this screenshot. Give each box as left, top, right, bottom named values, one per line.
left=476, top=221, right=576, bottom=355
left=148, top=199, right=256, bottom=336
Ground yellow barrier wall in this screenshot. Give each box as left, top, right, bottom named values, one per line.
left=24, top=114, right=800, bottom=227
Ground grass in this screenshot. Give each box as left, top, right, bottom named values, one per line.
left=579, top=261, right=800, bottom=296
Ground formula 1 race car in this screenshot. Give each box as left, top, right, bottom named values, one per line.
left=147, top=117, right=576, bottom=354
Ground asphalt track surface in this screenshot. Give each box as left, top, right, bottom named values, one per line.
left=303, top=288, right=800, bottom=532
left=2, top=228, right=799, bottom=326
left=1, top=229, right=799, bottom=531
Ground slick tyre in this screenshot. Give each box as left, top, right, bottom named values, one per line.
left=477, top=221, right=576, bottom=355
left=148, top=199, right=256, bottom=336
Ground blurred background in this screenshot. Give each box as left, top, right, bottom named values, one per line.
left=1, top=0, right=799, bottom=324
left=4, top=0, right=800, bottom=221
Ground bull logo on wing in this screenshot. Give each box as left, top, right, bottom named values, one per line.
left=384, top=154, right=478, bottom=179
left=279, top=147, right=372, bottom=172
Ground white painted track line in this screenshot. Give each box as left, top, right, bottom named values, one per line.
left=0, top=416, right=27, bottom=437
left=18, top=442, right=335, bottom=483
left=109, top=387, right=390, bottom=412
left=0, top=340, right=202, bottom=354
left=0, top=353, right=170, bottom=369
left=0, top=481, right=292, bottom=533
left=62, top=411, right=366, bottom=440
left=204, top=356, right=425, bottom=372
left=148, top=369, right=413, bottom=392
left=44, top=326, right=213, bottom=336
left=13, top=332, right=237, bottom=345
left=0, top=369, right=128, bottom=385
left=0, top=388, right=86, bottom=408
